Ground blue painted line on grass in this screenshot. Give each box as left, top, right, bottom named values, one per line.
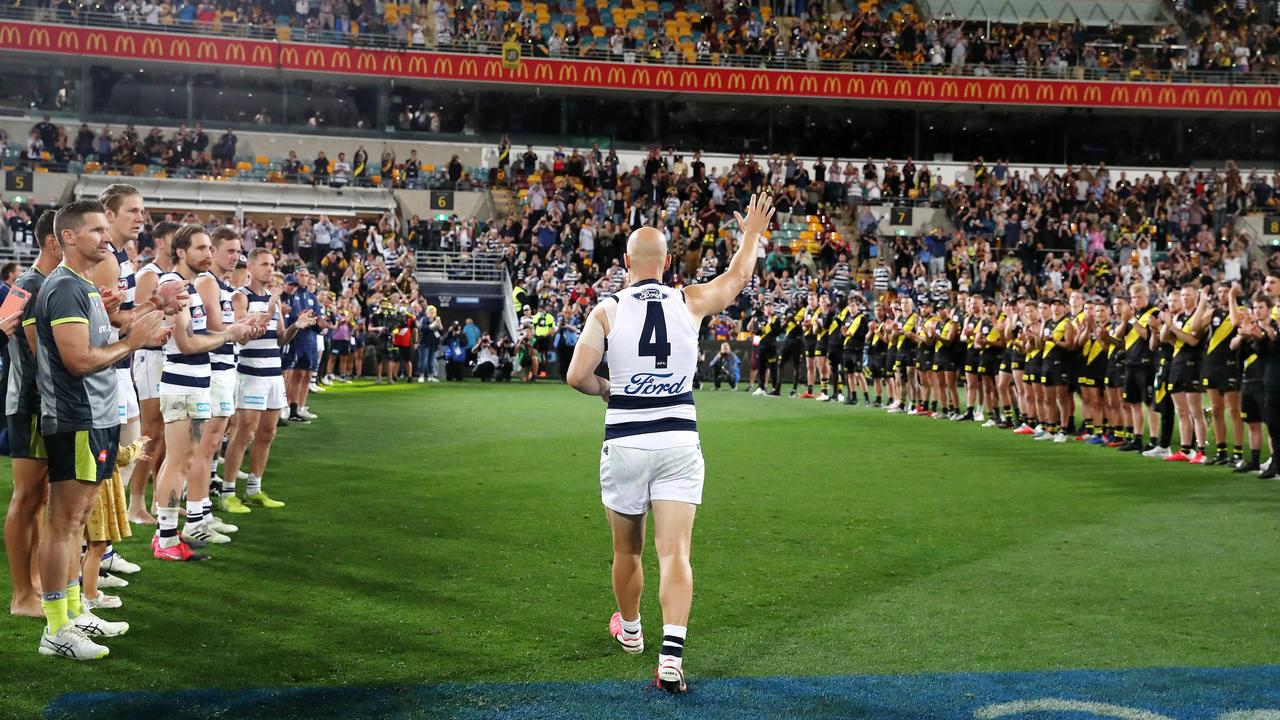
left=46, top=665, right=1280, bottom=720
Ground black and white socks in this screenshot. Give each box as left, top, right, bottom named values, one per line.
left=659, top=624, right=686, bottom=667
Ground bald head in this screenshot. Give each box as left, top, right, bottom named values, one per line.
left=624, top=226, right=669, bottom=279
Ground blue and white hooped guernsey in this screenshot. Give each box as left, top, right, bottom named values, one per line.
left=235, top=287, right=281, bottom=377
left=158, top=271, right=211, bottom=393
left=603, top=279, right=700, bottom=450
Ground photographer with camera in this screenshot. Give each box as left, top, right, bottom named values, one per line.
left=442, top=321, right=469, bottom=381
left=708, top=342, right=741, bottom=391
left=473, top=334, right=500, bottom=381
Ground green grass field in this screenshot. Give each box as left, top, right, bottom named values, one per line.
left=1, top=380, right=1278, bottom=718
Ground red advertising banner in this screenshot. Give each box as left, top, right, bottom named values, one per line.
left=2, top=20, right=1278, bottom=112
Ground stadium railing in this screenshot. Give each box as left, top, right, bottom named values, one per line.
left=2, top=7, right=1278, bottom=86
left=414, top=250, right=506, bottom=283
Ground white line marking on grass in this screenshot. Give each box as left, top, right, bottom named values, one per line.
left=1218, top=713, right=1280, bottom=719
left=974, top=699, right=1176, bottom=720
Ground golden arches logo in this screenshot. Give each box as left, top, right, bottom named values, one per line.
left=526, top=63, right=545, bottom=81
left=777, top=75, right=794, bottom=92
left=728, top=73, right=747, bottom=91
left=1060, top=85, right=1078, bottom=102
left=357, top=52, right=376, bottom=71
left=409, top=56, right=429, bottom=74
left=963, top=82, right=982, bottom=99
left=511, top=62, right=528, bottom=79
left=252, top=44, right=272, bottom=64
left=941, top=81, right=959, bottom=98
left=430, top=57, right=451, bottom=75
left=280, top=47, right=299, bottom=66
left=1205, top=88, right=1224, bottom=106
left=585, top=66, right=603, bottom=84
left=304, top=48, right=324, bottom=67
left=1158, top=87, right=1176, bottom=105
left=1035, top=84, right=1053, bottom=102
left=1181, top=87, right=1200, bottom=106
left=608, top=67, right=626, bottom=85
left=1134, top=87, right=1153, bottom=105
left=1083, top=86, right=1101, bottom=104
left=57, top=29, right=79, bottom=51
left=800, top=76, right=818, bottom=94
left=1256, top=88, right=1273, bottom=108
left=197, top=40, right=218, bottom=61
left=986, top=83, right=1006, bottom=100
left=460, top=59, right=480, bottom=76
left=681, top=70, right=697, bottom=89
left=848, top=77, right=865, bottom=95
left=631, top=68, right=650, bottom=85
left=870, top=78, right=888, bottom=96
left=114, top=35, right=135, bottom=54
left=1109, top=86, right=1129, bottom=104
left=2, top=25, right=24, bottom=47
left=142, top=37, right=163, bottom=56
left=331, top=50, right=351, bottom=69
left=86, top=33, right=107, bottom=53
left=482, top=59, right=502, bottom=77
left=916, top=79, right=936, bottom=97
left=1228, top=89, right=1247, bottom=107
left=382, top=54, right=401, bottom=73
left=823, top=76, right=840, bottom=95
left=226, top=42, right=247, bottom=63
left=656, top=70, right=674, bottom=87
left=28, top=27, right=50, bottom=47
left=892, top=79, right=910, bottom=97
left=1011, top=83, right=1029, bottom=101
left=170, top=38, right=191, bottom=57
left=749, top=74, right=767, bottom=92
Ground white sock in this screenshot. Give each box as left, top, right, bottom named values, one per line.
left=156, top=507, right=180, bottom=548
left=660, top=624, right=686, bottom=667
left=185, top=499, right=205, bottom=527
left=621, top=615, right=641, bottom=638
left=245, top=474, right=261, bottom=496
left=202, top=497, right=212, bottom=515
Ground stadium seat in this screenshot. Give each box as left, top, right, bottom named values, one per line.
left=237, top=161, right=253, bottom=172
left=255, top=155, right=269, bottom=166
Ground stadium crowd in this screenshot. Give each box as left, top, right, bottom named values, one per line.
left=4, top=0, right=1279, bottom=78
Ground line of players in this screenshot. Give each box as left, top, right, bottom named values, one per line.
left=747, top=279, right=1280, bottom=473
left=4, top=184, right=326, bottom=660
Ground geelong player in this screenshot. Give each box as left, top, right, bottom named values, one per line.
left=220, top=248, right=315, bottom=512
left=127, top=220, right=179, bottom=525
left=566, top=193, right=774, bottom=693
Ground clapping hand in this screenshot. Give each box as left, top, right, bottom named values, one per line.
left=155, top=281, right=189, bottom=316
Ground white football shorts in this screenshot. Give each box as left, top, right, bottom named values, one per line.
left=599, top=442, right=704, bottom=516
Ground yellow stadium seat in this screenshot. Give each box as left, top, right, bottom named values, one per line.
left=237, top=161, right=253, bottom=172
left=131, top=164, right=147, bottom=175
left=40, top=151, right=51, bottom=161
left=423, top=165, right=435, bottom=173
left=222, top=168, right=238, bottom=178
left=84, top=161, right=101, bottom=173
left=267, top=170, right=284, bottom=183
left=34, top=166, right=49, bottom=173
left=370, top=175, right=382, bottom=186
left=592, top=25, right=606, bottom=36
left=496, top=0, right=508, bottom=9
left=255, top=155, right=269, bottom=166
left=760, top=6, right=771, bottom=19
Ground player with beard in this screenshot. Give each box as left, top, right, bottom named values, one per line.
left=151, top=226, right=260, bottom=559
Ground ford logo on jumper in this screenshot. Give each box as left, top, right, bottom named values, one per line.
left=625, top=372, right=686, bottom=395
left=635, top=288, right=667, bottom=301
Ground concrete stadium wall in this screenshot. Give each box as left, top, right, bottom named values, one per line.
left=0, top=170, right=76, bottom=205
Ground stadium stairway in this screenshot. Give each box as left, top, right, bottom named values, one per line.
left=490, top=186, right=515, bottom=221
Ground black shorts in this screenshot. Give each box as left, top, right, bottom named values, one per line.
left=332, top=339, right=351, bottom=356
left=917, top=347, right=934, bottom=370
left=6, top=413, right=46, bottom=460
left=396, top=345, right=413, bottom=363
left=535, top=335, right=552, bottom=355
left=781, top=337, right=805, bottom=362
left=1077, top=359, right=1107, bottom=389
left=1105, top=359, right=1125, bottom=389
left=45, top=426, right=120, bottom=483
left=842, top=346, right=862, bottom=373
left=1024, top=356, right=1042, bottom=383
left=1241, top=383, right=1263, bottom=422
left=375, top=336, right=394, bottom=360
left=868, top=351, right=887, bottom=379
left=1168, top=360, right=1203, bottom=394
left=933, top=350, right=956, bottom=373
left=978, top=349, right=1001, bottom=377
left=804, top=335, right=824, bottom=358
left=758, top=342, right=778, bottom=369
left=827, top=342, right=844, bottom=365
left=963, top=348, right=981, bottom=374
left=1123, top=364, right=1153, bottom=405
left=1201, top=361, right=1240, bottom=393
left=1040, top=359, right=1072, bottom=387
